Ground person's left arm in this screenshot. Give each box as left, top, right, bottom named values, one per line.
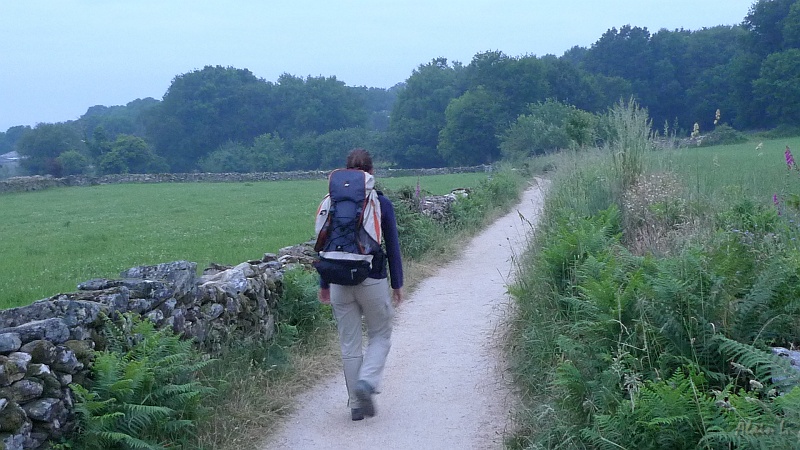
left=381, top=196, right=404, bottom=292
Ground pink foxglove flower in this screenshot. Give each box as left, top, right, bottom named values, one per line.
left=415, top=176, right=422, bottom=209
left=786, top=146, right=795, bottom=169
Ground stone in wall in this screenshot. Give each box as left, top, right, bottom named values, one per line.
left=416, top=189, right=471, bottom=222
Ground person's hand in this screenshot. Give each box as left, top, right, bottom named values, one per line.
left=392, top=288, right=403, bottom=306
left=318, top=288, right=331, bottom=304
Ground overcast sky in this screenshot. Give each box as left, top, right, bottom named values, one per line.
left=1, top=0, right=755, bottom=132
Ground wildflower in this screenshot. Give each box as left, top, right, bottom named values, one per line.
left=731, top=361, right=754, bottom=376
left=415, top=176, right=421, bottom=203
left=767, top=388, right=778, bottom=397
left=714, top=109, right=721, bottom=125
left=785, top=146, right=795, bottom=169
left=715, top=397, right=735, bottom=411
left=691, top=123, right=700, bottom=139
left=774, top=194, right=780, bottom=206
left=749, top=379, right=764, bottom=390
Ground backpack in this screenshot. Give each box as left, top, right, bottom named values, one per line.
left=313, top=169, right=382, bottom=285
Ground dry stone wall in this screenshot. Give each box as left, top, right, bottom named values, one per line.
left=0, top=166, right=491, bottom=195
left=0, top=243, right=318, bottom=450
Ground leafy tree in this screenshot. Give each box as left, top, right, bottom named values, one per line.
left=86, top=125, right=112, bottom=160
left=16, top=122, right=85, bottom=176
left=286, top=134, right=320, bottom=171
left=541, top=56, right=627, bottom=112
left=144, top=65, right=274, bottom=172
left=706, top=52, right=766, bottom=130
left=464, top=51, right=546, bottom=116
left=583, top=25, right=653, bottom=82
left=561, top=45, right=589, bottom=65
left=98, top=134, right=167, bottom=174
left=252, top=133, right=292, bottom=171
left=682, top=26, right=754, bottom=129
left=0, top=125, right=30, bottom=154
left=199, top=134, right=293, bottom=173
left=351, top=84, right=400, bottom=132
left=753, top=48, right=800, bottom=124
left=57, top=150, right=91, bottom=175
left=272, top=74, right=368, bottom=138
left=314, top=127, right=374, bottom=169
left=783, top=1, right=800, bottom=48
left=388, top=58, right=463, bottom=168
left=198, top=141, right=257, bottom=173
left=500, top=99, right=592, bottom=160
left=437, top=87, right=504, bottom=166
left=744, top=0, right=796, bottom=56
left=78, top=98, right=159, bottom=143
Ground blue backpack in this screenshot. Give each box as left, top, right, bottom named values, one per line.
left=313, top=169, right=382, bottom=285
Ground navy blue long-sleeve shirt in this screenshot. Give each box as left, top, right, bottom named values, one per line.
left=319, top=191, right=404, bottom=290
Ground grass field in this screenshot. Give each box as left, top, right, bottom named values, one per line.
left=0, top=172, right=491, bottom=309
left=652, top=136, right=800, bottom=201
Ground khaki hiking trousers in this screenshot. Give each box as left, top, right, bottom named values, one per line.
left=330, top=277, right=394, bottom=409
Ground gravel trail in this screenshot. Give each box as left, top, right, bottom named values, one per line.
left=262, top=180, right=547, bottom=450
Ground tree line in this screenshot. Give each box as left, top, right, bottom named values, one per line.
left=2, top=0, right=798, bottom=177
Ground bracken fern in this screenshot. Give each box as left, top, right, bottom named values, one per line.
left=70, top=314, right=215, bottom=449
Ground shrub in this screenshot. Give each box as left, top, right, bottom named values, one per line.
left=757, top=124, right=800, bottom=139
left=700, top=124, right=749, bottom=147
left=500, top=99, right=596, bottom=160
left=450, top=169, right=523, bottom=230
left=277, top=267, right=331, bottom=339
left=57, top=150, right=92, bottom=176
left=386, top=184, right=444, bottom=260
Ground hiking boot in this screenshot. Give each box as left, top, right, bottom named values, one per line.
left=351, top=408, right=364, bottom=421
left=355, top=380, right=375, bottom=417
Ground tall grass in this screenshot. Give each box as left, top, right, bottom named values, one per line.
left=652, top=136, right=800, bottom=203
left=608, top=98, right=653, bottom=191
left=0, top=173, right=490, bottom=309
left=509, top=106, right=800, bottom=449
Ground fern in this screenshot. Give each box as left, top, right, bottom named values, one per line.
left=714, top=335, right=800, bottom=391
left=69, top=313, right=215, bottom=449
left=731, top=259, right=791, bottom=344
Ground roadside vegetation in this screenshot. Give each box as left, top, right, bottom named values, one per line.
left=508, top=100, right=800, bottom=449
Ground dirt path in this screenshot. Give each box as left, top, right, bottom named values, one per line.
left=262, top=179, right=548, bottom=450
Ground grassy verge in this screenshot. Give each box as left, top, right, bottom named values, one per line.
left=508, top=104, right=800, bottom=449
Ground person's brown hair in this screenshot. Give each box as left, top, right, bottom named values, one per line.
left=346, top=148, right=373, bottom=173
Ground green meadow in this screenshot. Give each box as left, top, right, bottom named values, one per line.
left=652, top=136, right=800, bottom=201
left=0, top=172, right=490, bottom=309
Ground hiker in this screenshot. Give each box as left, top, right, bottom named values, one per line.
left=316, top=148, right=404, bottom=421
